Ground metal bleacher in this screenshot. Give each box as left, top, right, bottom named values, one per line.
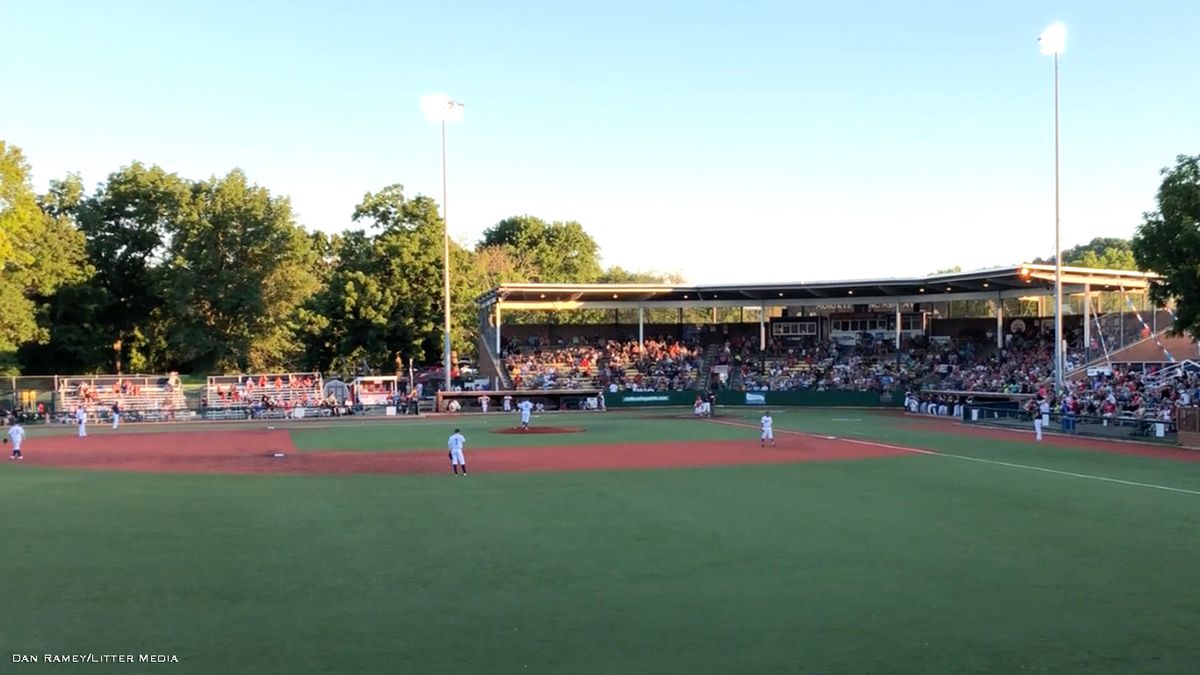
left=56, top=374, right=188, bottom=423
left=203, top=373, right=325, bottom=420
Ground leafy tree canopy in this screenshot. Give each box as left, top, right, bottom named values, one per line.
left=1133, top=154, right=1200, bottom=337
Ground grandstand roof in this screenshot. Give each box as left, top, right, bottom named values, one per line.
left=478, top=264, right=1158, bottom=310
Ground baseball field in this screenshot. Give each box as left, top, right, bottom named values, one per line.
left=4, top=408, right=1200, bottom=674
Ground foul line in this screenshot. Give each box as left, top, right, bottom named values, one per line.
left=707, top=417, right=1200, bottom=497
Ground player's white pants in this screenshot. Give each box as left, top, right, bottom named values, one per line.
left=1034, top=417, right=1043, bottom=441
left=481, top=404, right=488, bottom=413
left=450, top=448, right=465, bottom=465
left=78, top=423, right=86, bottom=437
left=521, top=414, right=531, bottom=426
left=702, top=402, right=711, bottom=416
left=112, top=413, right=121, bottom=430
left=761, top=429, right=774, bottom=441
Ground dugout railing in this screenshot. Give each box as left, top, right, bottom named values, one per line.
left=436, top=389, right=603, bottom=413
left=963, top=404, right=1178, bottom=443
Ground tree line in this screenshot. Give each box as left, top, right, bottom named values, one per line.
left=0, top=141, right=681, bottom=376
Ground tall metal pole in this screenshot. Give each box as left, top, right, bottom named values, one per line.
left=441, top=119, right=453, bottom=392
left=1053, top=52, right=1064, bottom=394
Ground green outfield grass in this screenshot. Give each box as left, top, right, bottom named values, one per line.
left=4, top=408, right=1200, bottom=674
left=287, top=411, right=754, bottom=451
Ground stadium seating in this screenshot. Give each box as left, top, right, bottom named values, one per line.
left=56, top=374, right=188, bottom=422
left=502, top=337, right=703, bottom=392
left=203, top=373, right=325, bottom=419
left=727, top=336, right=920, bottom=392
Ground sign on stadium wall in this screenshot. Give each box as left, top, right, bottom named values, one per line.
left=608, top=392, right=694, bottom=407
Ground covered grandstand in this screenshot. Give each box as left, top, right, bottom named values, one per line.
left=477, top=263, right=1160, bottom=359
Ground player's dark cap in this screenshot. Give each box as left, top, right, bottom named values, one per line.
left=454, top=428, right=460, bottom=433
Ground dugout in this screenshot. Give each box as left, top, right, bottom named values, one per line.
left=437, top=389, right=602, bottom=413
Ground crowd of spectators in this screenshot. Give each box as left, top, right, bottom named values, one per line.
left=502, top=335, right=703, bottom=391
left=1055, top=366, right=1187, bottom=425
left=728, top=335, right=926, bottom=393
left=499, top=317, right=1191, bottom=398
left=57, top=374, right=187, bottom=421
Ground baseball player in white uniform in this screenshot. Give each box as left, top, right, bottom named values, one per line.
left=479, top=395, right=490, bottom=413
left=503, top=395, right=513, bottom=412
left=112, top=400, right=122, bottom=430
left=760, top=412, right=775, bottom=447
left=76, top=404, right=88, bottom=438
left=448, top=428, right=467, bottom=476
left=1033, top=396, right=1050, bottom=441
left=518, top=399, right=533, bottom=430
left=6, top=418, right=24, bottom=459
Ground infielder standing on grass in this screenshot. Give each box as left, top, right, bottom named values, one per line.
left=448, top=428, right=467, bottom=476
left=6, top=417, right=24, bottom=460
left=76, top=404, right=88, bottom=438
left=111, top=399, right=122, bottom=430
left=760, top=412, right=775, bottom=447
left=518, top=399, right=533, bottom=431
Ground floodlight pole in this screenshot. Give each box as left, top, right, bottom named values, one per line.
left=1052, top=51, right=1064, bottom=395
left=441, top=117, right=452, bottom=392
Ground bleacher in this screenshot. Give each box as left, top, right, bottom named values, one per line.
left=506, top=345, right=602, bottom=390
left=56, top=374, right=188, bottom=422
left=203, top=373, right=325, bottom=420
left=503, top=337, right=704, bottom=392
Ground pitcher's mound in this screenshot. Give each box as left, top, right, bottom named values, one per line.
left=492, top=426, right=585, bottom=435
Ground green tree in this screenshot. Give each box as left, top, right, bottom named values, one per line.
left=479, top=215, right=602, bottom=283
left=0, top=142, right=89, bottom=373
left=1036, top=237, right=1138, bottom=270
left=1133, top=154, right=1200, bottom=337
left=30, top=163, right=193, bottom=373
left=162, top=170, right=319, bottom=372
left=304, top=185, right=466, bottom=374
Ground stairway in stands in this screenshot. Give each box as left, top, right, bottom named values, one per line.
left=476, top=334, right=513, bottom=389
left=698, top=343, right=721, bottom=390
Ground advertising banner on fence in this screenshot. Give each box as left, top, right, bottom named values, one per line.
left=621, top=395, right=671, bottom=404
left=744, top=392, right=766, bottom=405
left=608, top=392, right=694, bottom=407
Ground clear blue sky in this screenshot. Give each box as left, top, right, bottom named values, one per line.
left=5, top=0, right=1198, bottom=283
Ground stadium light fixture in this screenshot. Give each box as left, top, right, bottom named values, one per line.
left=1039, top=22, right=1066, bottom=393
left=421, top=94, right=465, bottom=392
